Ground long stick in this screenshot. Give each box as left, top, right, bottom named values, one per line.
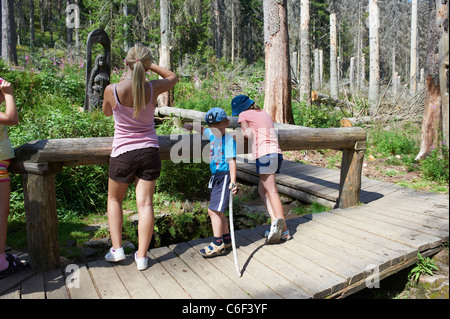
left=229, top=187, right=241, bottom=277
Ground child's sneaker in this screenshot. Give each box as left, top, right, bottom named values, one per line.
left=135, top=252, right=149, bottom=271
left=199, top=242, right=225, bottom=258
left=265, top=218, right=285, bottom=244
left=105, top=247, right=126, bottom=262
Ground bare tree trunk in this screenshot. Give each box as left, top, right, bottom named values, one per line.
left=158, top=0, right=173, bottom=107
left=231, top=0, right=235, bottom=65
left=437, top=0, right=449, bottom=149
left=263, top=0, right=293, bottom=124
left=299, top=0, right=311, bottom=105
left=329, top=13, right=338, bottom=99
left=349, top=57, right=355, bottom=93
left=416, top=0, right=442, bottom=161
left=313, top=48, right=320, bottom=91
left=213, top=0, right=224, bottom=60
left=410, top=0, right=418, bottom=95
left=368, top=0, right=380, bottom=114
left=319, top=49, right=323, bottom=89
left=30, top=0, right=35, bottom=47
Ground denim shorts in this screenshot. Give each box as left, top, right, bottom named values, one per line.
left=255, top=153, right=283, bottom=174
left=109, top=147, right=161, bottom=184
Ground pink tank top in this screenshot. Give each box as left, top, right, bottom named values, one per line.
left=110, top=82, right=159, bottom=157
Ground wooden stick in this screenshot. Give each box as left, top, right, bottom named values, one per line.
left=229, top=186, right=241, bottom=277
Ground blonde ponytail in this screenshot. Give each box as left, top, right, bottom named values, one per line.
left=125, top=44, right=152, bottom=118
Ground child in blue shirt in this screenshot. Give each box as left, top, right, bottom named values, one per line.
left=184, top=107, right=237, bottom=257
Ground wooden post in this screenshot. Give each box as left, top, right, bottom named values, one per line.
left=338, top=144, right=365, bottom=208
left=21, top=163, right=62, bottom=270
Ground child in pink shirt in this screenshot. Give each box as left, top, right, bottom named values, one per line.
left=232, top=95, right=291, bottom=244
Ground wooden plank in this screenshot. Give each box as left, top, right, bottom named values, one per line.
left=44, top=268, right=69, bottom=299
left=21, top=272, right=45, bottom=299
left=236, top=227, right=339, bottom=298
left=149, top=246, right=221, bottom=299
left=224, top=232, right=312, bottom=299
left=327, top=208, right=443, bottom=251
left=359, top=205, right=449, bottom=237
left=113, top=255, right=160, bottom=299
left=288, top=218, right=398, bottom=271
left=170, top=242, right=252, bottom=299
left=141, top=251, right=191, bottom=299
left=88, top=260, right=130, bottom=299
left=368, top=197, right=449, bottom=220
left=0, top=286, right=20, bottom=299
left=302, top=213, right=417, bottom=261
left=0, top=267, right=36, bottom=296
left=66, top=264, right=99, bottom=299
left=247, top=223, right=363, bottom=287
left=188, top=237, right=283, bottom=299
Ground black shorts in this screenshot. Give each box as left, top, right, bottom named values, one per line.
left=109, top=147, right=161, bottom=184
left=208, top=171, right=231, bottom=213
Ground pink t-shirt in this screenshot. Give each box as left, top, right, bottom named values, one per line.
left=238, top=109, right=281, bottom=160
left=110, top=83, right=159, bottom=157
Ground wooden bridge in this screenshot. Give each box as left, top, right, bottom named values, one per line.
left=1, top=159, right=448, bottom=299
left=2, top=106, right=448, bottom=299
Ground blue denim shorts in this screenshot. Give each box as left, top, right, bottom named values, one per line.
left=256, top=153, right=283, bottom=174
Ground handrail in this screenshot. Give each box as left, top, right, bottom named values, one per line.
left=9, top=107, right=366, bottom=270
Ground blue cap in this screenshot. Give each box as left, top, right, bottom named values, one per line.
left=231, top=95, right=255, bottom=116
left=205, top=107, right=228, bottom=125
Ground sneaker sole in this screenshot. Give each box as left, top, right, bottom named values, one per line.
left=105, top=256, right=126, bottom=262
left=267, top=218, right=285, bottom=244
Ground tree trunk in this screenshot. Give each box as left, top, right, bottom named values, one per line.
left=416, top=0, right=442, bottom=161
left=299, top=0, right=311, bottom=105
left=329, top=13, right=338, bottom=99
left=410, top=0, right=418, bottom=95
left=368, top=0, right=380, bottom=114
left=313, top=48, right=320, bottom=91
left=1, top=0, right=17, bottom=65
left=437, top=0, right=449, bottom=149
left=213, top=0, right=224, bottom=60
left=263, top=0, right=294, bottom=124
left=158, top=0, right=173, bottom=107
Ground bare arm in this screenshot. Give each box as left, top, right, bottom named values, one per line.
left=0, top=80, right=18, bottom=126
left=149, top=63, right=178, bottom=104
left=239, top=120, right=253, bottom=140
left=229, top=158, right=238, bottom=194
left=102, top=84, right=114, bottom=117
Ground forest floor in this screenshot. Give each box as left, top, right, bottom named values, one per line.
left=283, top=149, right=449, bottom=195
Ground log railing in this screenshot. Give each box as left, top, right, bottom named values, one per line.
left=10, top=107, right=366, bottom=270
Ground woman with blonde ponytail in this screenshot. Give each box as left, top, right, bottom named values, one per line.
left=102, top=44, right=177, bottom=271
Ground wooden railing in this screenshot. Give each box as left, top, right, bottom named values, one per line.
left=10, top=107, right=366, bottom=270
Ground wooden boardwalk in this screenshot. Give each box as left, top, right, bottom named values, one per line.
left=1, top=161, right=448, bottom=299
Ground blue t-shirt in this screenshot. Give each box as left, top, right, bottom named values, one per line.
left=204, top=128, right=237, bottom=174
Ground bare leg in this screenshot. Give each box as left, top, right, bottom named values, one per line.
left=259, top=173, right=287, bottom=232
left=107, top=178, right=129, bottom=250
left=0, top=181, right=10, bottom=255
left=135, top=177, right=157, bottom=259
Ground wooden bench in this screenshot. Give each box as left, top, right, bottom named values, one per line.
left=9, top=110, right=366, bottom=270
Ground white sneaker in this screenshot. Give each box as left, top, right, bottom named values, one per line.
left=105, top=247, right=125, bottom=262
left=135, top=252, right=149, bottom=271
left=266, top=218, right=285, bottom=244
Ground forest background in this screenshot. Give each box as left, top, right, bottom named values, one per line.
left=0, top=0, right=448, bottom=256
